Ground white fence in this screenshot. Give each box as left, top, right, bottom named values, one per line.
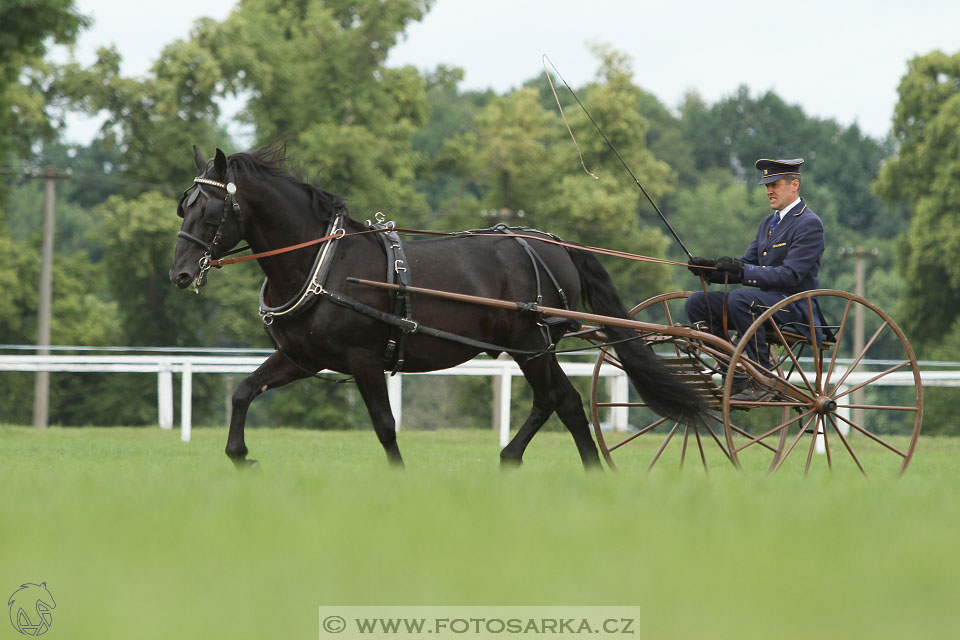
left=2, top=352, right=959, bottom=446
left=0, top=353, right=627, bottom=445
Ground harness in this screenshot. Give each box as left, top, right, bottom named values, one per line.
left=177, top=174, right=583, bottom=372
left=371, top=221, right=414, bottom=374
left=258, top=198, right=345, bottom=325
left=262, top=221, right=580, bottom=372
left=176, top=176, right=247, bottom=286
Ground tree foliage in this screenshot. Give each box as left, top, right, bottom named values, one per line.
left=0, top=0, right=88, bottom=205
left=1, top=2, right=944, bottom=431
left=876, top=50, right=960, bottom=352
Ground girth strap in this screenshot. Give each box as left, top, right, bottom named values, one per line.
left=375, top=226, right=414, bottom=374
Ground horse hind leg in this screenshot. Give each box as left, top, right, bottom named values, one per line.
left=227, top=352, right=312, bottom=469
left=499, top=392, right=554, bottom=468
left=501, top=355, right=601, bottom=470
left=549, top=359, right=602, bottom=469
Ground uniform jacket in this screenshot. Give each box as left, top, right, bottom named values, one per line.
left=708, top=198, right=824, bottom=294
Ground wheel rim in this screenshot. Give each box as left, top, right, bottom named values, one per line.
left=722, top=289, right=922, bottom=476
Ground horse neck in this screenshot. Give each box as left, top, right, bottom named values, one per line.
left=242, top=182, right=334, bottom=301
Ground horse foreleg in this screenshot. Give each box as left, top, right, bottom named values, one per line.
left=227, top=352, right=309, bottom=469
left=350, top=357, right=404, bottom=467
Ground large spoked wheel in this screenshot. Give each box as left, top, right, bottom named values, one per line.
left=590, top=291, right=756, bottom=472
left=722, top=289, right=923, bottom=476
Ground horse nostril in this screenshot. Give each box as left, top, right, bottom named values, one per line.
left=173, top=271, right=194, bottom=288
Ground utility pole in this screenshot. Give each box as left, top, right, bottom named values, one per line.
left=840, top=246, right=878, bottom=427
left=27, top=167, right=72, bottom=428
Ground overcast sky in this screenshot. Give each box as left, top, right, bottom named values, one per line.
left=63, top=0, right=960, bottom=142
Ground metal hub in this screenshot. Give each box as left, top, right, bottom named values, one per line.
left=814, top=395, right=838, bottom=415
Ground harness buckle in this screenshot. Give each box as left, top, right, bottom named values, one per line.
left=394, top=259, right=406, bottom=273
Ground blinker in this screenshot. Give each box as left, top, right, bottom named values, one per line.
left=203, top=198, right=222, bottom=225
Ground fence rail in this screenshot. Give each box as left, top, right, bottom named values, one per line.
left=2, top=353, right=958, bottom=445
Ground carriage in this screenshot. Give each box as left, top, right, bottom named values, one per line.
left=171, top=147, right=922, bottom=476
left=585, top=289, right=922, bottom=475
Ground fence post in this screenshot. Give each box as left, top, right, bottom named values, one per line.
left=388, top=374, right=402, bottom=431
left=610, top=371, right=630, bottom=431
left=497, top=364, right=512, bottom=447
left=158, top=366, right=174, bottom=430
left=180, top=362, right=192, bottom=443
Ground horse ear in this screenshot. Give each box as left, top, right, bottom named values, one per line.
left=193, top=145, right=208, bottom=173
left=214, top=148, right=227, bottom=177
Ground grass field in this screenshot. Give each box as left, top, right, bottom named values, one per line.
left=1, top=425, right=958, bottom=639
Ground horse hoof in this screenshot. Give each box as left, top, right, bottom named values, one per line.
left=499, top=456, right=522, bottom=469
left=233, top=459, right=261, bottom=472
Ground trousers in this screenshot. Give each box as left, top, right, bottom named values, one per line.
left=685, top=289, right=822, bottom=371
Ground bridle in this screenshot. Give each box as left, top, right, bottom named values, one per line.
left=176, top=175, right=249, bottom=288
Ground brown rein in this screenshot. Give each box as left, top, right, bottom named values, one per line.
left=208, top=226, right=698, bottom=270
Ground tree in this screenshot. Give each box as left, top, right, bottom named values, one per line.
left=680, top=86, right=902, bottom=237
left=875, top=50, right=960, bottom=352
left=0, top=0, right=88, bottom=206
left=197, top=0, right=434, bottom=219
left=53, top=39, right=228, bottom=190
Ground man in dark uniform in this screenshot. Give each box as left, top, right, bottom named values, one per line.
left=685, top=158, right=825, bottom=401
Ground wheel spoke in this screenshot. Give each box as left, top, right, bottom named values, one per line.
left=836, top=404, right=918, bottom=412
left=832, top=412, right=907, bottom=458
left=831, top=360, right=911, bottom=400
left=734, top=408, right=817, bottom=454
left=647, top=421, right=681, bottom=471
left=700, top=418, right=735, bottom=462
left=805, top=297, right=823, bottom=392
left=803, top=415, right=825, bottom=476
left=827, top=414, right=867, bottom=476
left=822, top=416, right=832, bottom=469
left=828, top=320, right=889, bottom=395
left=693, top=425, right=709, bottom=472
left=601, top=351, right=625, bottom=371
left=823, top=299, right=853, bottom=392
left=767, top=320, right=816, bottom=392
left=770, top=413, right=818, bottom=474
left=662, top=301, right=674, bottom=326
left=607, top=416, right=670, bottom=452
left=681, top=426, right=691, bottom=468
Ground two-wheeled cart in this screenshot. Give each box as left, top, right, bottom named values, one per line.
left=588, top=289, right=922, bottom=475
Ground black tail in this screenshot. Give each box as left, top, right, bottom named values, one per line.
left=569, top=247, right=709, bottom=425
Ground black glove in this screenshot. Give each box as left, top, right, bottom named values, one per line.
left=687, top=256, right=716, bottom=278
left=715, top=256, right=744, bottom=278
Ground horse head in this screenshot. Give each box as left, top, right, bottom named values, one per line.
left=169, top=146, right=247, bottom=290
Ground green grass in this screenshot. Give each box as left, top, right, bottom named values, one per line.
left=1, top=426, right=959, bottom=639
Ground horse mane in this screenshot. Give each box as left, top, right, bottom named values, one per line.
left=227, top=145, right=357, bottom=226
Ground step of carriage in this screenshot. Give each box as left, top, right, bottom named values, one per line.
left=658, top=356, right=724, bottom=405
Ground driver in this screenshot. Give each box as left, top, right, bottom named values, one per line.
left=685, top=158, right=825, bottom=402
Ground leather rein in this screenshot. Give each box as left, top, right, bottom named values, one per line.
left=205, top=224, right=693, bottom=271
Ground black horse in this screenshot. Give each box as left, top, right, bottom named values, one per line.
left=170, top=146, right=707, bottom=468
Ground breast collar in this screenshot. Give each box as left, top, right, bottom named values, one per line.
left=258, top=211, right=345, bottom=325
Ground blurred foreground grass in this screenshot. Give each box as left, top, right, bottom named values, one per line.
left=1, top=426, right=958, bottom=639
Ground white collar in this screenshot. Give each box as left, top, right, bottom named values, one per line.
left=777, top=197, right=802, bottom=217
